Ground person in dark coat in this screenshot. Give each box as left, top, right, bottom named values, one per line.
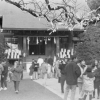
left=0, top=61, right=8, bottom=91
left=64, top=55, right=81, bottom=100
left=29, top=60, right=35, bottom=80
left=47, top=56, right=53, bottom=66
left=93, top=62, right=100, bottom=99
left=47, top=56, right=54, bottom=77
left=59, top=59, right=67, bottom=93
left=11, top=61, right=23, bottom=94
left=33, top=60, right=39, bottom=80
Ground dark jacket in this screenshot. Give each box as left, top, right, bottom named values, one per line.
left=65, top=61, right=81, bottom=85
left=29, top=62, right=35, bottom=75
left=48, top=58, right=53, bottom=66
left=1, top=64, right=8, bottom=76
left=59, top=63, right=66, bottom=75
left=94, top=68, right=100, bottom=84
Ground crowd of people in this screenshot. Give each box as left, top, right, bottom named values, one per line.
left=56, top=56, right=100, bottom=100
left=0, top=60, right=23, bottom=94
left=0, top=55, right=100, bottom=100
left=29, top=55, right=100, bottom=100
left=29, top=56, right=54, bottom=85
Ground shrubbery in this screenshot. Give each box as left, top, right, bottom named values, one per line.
left=76, top=22, right=100, bottom=64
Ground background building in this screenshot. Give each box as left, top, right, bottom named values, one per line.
left=0, top=1, right=84, bottom=71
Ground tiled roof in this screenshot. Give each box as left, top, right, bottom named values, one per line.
left=0, top=1, right=50, bottom=30
left=0, top=1, right=86, bottom=31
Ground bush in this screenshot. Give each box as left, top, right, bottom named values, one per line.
left=75, top=22, right=100, bottom=64
left=0, top=34, right=7, bottom=62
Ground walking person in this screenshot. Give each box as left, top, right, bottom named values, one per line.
left=29, top=60, right=35, bottom=80
left=53, top=59, right=60, bottom=78
left=41, top=58, right=48, bottom=86
left=19, top=60, right=24, bottom=80
left=37, top=57, right=44, bottom=78
left=0, top=61, right=8, bottom=91
left=11, top=61, right=23, bottom=94
left=47, top=56, right=53, bottom=77
left=92, top=60, right=98, bottom=72
left=64, top=55, right=81, bottom=100
left=57, top=60, right=61, bottom=83
left=59, top=59, right=66, bottom=94
left=33, top=60, right=39, bottom=80
left=47, top=63, right=52, bottom=78
left=0, top=62, right=4, bottom=81
left=7, top=66, right=13, bottom=82
left=79, top=67, right=95, bottom=100
left=93, top=61, right=100, bottom=99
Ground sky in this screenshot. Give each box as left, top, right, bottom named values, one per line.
left=0, top=0, right=90, bottom=18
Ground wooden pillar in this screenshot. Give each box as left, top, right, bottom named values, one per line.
left=23, top=37, right=27, bottom=54
left=18, top=37, right=23, bottom=50
left=68, top=31, right=74, bottom=56
left=68, top=31, right=73, bottom=49
left=56, top=37, right=60, bottom=56
left=23, top=37, right=27, bottom=69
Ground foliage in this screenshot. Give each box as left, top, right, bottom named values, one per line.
left=75, top=22, right=100, bottom=64
left=0, top=33, right=7, bottom=62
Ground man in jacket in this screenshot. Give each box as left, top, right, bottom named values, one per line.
left=0, top=61, right=8, bottom=91
left=64, top=55, right=81, bottom=100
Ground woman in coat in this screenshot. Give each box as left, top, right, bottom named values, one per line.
left=11, top=61, right=23, bottom=94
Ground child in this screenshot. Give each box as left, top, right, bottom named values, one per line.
left=79, top=67, right=95, bottom=100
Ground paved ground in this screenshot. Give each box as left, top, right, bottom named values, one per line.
left=0, top=71, right=98, bottom=100
left=0, top=79, right=63, bottom=100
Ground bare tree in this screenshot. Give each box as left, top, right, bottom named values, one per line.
left=3, top=0, right=82, bottom=33
left=3, top=0, right=100, bottom=33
